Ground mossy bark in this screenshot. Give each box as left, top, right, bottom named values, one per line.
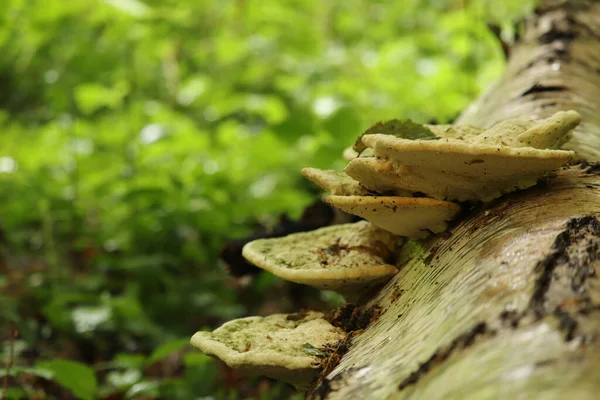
left=311, top=1, right=600, bottom=398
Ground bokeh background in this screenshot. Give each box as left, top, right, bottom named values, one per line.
left=1, top=0, right=536, bottom=399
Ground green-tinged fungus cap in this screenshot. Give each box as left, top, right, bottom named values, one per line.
left=242, top=221, right=400, bottom=296
left=516, top=110, right=581, bottom=149
left=426, top=124, right=485, bottom=139
left=343, top=124, right=483, bottom=161
left=324, top=196, right=460, bottom=238
left=301, top=167, right=372, bottom=196
left=190, top=311, right=345, bottom=389
left=359, top=134, right=574, bottom=202
left=471, top=110, right=581, bottom=149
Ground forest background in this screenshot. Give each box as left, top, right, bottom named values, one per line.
left=0, top=1, right=537, bottom=398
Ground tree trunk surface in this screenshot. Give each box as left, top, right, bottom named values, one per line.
left=312, top=1, right=600, bottom=399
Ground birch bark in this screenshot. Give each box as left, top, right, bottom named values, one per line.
left=311, top=1, right=600, bottom=398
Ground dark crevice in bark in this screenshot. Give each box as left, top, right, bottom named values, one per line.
left=487, top=24, right=512, bottom=58
left=553, top=308, right=579, bottom=341
left=541, top=102, right=558, bottom=108
left=528, top=227, right=572, bottom=317
left=308, top=367, right=365, bottom=400
left=538, top=28, right=577, bottom=44
left=529, top=216, right=600, bottom=340
left=397, top=323, right=491, bottom=391
left=529, top=217, right=600, bottom=308
left=521, top=84, right=567, bottom=97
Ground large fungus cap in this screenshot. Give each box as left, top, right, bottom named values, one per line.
left=242, top=221, right=400, bottom=296
left=359, top=134, right=575, bottom=202
left=342, top=124, right=484, bottom=161
left=190, top=311, right=345, bottom=389
left=301, top=167, right=371, bottom=196
left=324, top=195, right=460, bottom=238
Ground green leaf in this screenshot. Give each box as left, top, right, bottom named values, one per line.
left=125, top=380, right=160, bottom=399
left=146, top=338, right=190, bottom=365
left=74, top=82, right=130, bottom=115
left=106, top=369, right=142, bottom=390
left=36, top=359, right=97, bottom=400
left=71, top=305, right=112, bottom=333
left=353, top=119, right=440, bottom=152
left=302, top=343, right=326, bottom=357
left=182, top=352, right=212, bottom=367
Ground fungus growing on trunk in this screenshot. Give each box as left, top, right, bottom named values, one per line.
left=190, top=311, right=345, bottom=390
left=301, top=168, right=373, bottom=196
left=342, top=111, right=579, bottom=202
left=355, top=133, right=574, bottom=202
left=242, top=221, right=400, bottom=299
left=324, top=196, right=460, bottom=238
left=190, top=110, right=583, bottom=393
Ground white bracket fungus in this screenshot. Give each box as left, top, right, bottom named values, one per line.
left=357, top=133, right=574, bottom=202
left=346, top=111, right=580, bottom=202
left=242, top=221, right=400, bottom=298
left=190, top=311, right=345, bottom=390
left=324, top=195, right=460, bottom=238
left=189, top=111, right=582, bottom=393
left=301, top=167, right=372, bottom=196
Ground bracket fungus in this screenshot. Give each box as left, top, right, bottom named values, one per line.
left=242, top=221, right=400, bottom=299
left=301, top=167, right=372, bottom=196
left=346, top=111, right=579, bottom=202
left=190, top=311, right=345, bottom=390
left=324, top=195, right=460, bottom=238
left=190, top=111, right=583, bottom=393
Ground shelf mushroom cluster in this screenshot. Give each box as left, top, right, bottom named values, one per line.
left=190, top=110, right=581, bottom=390
left=342, top=110, right=580, bottom=203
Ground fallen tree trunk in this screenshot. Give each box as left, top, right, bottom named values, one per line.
left=312, top=1, right=600, bottom=398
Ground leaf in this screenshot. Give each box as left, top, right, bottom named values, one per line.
left=125, top=380, right=160, bottom=399
left=71, top=305, right=112, bottom=333
left=146, top=338, right=190, bottom=365
left=302, top=343, right=326, bottom=357
left=182, top=352, right=212, bottom=367
left=36, top=359, right=97, bottom=400
left=0, top=366, right=52, bottom=380
left=106, top=369, right=142, bottom=390
left=353, top=119, right=440, bottom=152
left=74, top=82, right=130, bottom=115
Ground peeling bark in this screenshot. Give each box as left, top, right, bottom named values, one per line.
left=312, top=1, right=600, bottom=398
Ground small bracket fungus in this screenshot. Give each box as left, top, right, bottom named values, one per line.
left=242, top=221, right=400, bottom=299
left=301, top=168, right=372, bottom=196
left=324, top=195, right=460, bottom=238
left=474, top=110, right=581, bottom=149
left=190, top=311, right=345, bottom=390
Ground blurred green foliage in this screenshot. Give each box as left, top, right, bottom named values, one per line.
left=0, top=0, right=536, bottom=398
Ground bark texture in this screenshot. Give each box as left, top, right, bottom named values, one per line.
left=311, top=1, right=600, bottom=398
